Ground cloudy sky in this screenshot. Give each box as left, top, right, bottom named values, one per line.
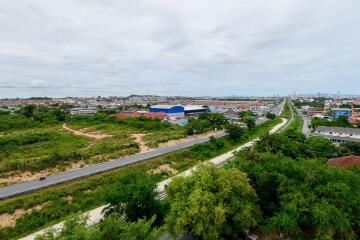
left=0, top=0, right=359, bottom=98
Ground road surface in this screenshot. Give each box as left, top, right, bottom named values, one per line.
left=0, top=131, right=226, bottom=199
left=20, top=117, right=289, bottom=240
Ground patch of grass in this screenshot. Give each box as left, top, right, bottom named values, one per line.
left=143, top=130, right=187, bottom=148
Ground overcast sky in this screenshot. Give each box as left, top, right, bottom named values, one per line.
left=0, top=0, right=359, bottom=98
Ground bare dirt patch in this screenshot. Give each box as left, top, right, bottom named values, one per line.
left=63, top=195, right=73, bottom=202
left=0, top=161, right=87, bottom=186
left=63, top=123, right=112, bottom=140
left=148, top=164, right=178, bottom=175
left=0, top=202, right=50, bottom=228
left=132, top=133, right=150, bottom=153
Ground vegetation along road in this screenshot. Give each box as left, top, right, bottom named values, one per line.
left=0, top=131, right=226, bottom=199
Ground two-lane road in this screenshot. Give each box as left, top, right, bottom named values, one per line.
left=0, top=131, right=226, bottom=199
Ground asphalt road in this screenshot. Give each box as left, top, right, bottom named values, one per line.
left=0, top=131, right=226, bottom=199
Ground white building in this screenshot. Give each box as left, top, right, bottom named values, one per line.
left=314, top=126, right=360, bottom=145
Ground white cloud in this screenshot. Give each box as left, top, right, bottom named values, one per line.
left=0, top=0, right=359, bottom=97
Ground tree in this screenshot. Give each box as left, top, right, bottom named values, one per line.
left=198, top=112, right=226, bottom=129
left=165, top=164, right=259, bottom=239
left=244, top=116, right=256, bottom=129
left=103, top=171, right=165, bottom=224
left=340, top=141, right=360, bottom=155
left=35, top=215, right=160, bottom=240
left=239, top=111, right=256, bottom=129
left=305, top=136, right=336, bottom=159
left=337, top=115, right=350, bottom=127
left=21, top=104, right=35, bottom=118
left=266, top=112, right=276, bottom=120
left=229, top=151, right=360, bottom=239
left=225, top=124, right=244, bottom=142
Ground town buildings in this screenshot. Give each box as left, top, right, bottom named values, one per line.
left=314, top=126, right=360, bottom=144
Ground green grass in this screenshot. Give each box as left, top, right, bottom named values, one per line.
left=285, top=115, right=304, bottom=133
left=0, top=115, right=186, bottom=178
left=280, top=100, right=293, bottom=120
left=0, top=118, right=281, bottom=240
left=143, top=130, right=187, bottom=148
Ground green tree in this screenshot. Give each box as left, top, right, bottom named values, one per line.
left=103, top=171, right=165, bottom=224
left=21, top=104, right=35, bottom=118
left=266, top=112, right=276, bottom=120
left=340, top=141, right=360, bottom=155
left=244, top=116, right=256, bottom=129
left=165, top=164, right=259, bottom=239
left=35, top=215, right=160, bottom=240
left=225, top=124, right=244, bottom=142
left=228, top=151, right=360, bottom=239
left=198, top=112, right=226, bottom=129
left=305, top=136, right=336, bottom=159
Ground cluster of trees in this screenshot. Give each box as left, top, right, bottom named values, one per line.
left=18, top=105, right=67, bottom=123
left=0, top=105, right=68, bottom=131
left=36, top=171, right=165, bottom=240
left=266, top=111, right=276, bottom=120
left=186, top=112, right=226, bottom=135
left=311, top=116, right=355, bottom=129
left=239, top=110, right=256, bottom=129
left=293, top=98, right=326, bottom=109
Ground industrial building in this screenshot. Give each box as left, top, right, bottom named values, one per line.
left=331, top=108, right=351, bottom=119
left=111, top=112, right=167, bottom=120
left=184, top=105, right=208, bottom=116
left=69, top=107, right=97, bottom=116
left=149, top=104, right=184, bottom=117
left=314, top=126, right=360, bottom=145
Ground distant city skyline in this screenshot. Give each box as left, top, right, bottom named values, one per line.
left=0, top=0, right=360, bottom=98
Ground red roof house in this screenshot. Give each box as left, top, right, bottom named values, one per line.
left=327, top=156, right=360, bottom=168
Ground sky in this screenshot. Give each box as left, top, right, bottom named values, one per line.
left=0, top=0, right=359, bottom=98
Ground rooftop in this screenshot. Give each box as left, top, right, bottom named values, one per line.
left=150, top=104, right=183, bottom=109
left=316, top=126, right=360, bottom=135
left=328, top=156, right=360, bottom=168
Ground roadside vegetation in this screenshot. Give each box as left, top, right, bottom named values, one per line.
left=280, top=100, right=293, bottom=120
left=293, top=98, right=326, bottom=109
left=311, top=115, right=357, bottom=129
left=0, top=118, right=281, bottom=240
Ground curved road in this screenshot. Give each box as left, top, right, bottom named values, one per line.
left=0, top=131, right=226, bottom=199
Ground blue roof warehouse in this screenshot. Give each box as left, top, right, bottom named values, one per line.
left=149, top=104, right=185, bottom=118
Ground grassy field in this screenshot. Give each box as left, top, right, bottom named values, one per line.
left=0, top=118, right=281, bottom=240
left=0, top=114, right=186, bottom=182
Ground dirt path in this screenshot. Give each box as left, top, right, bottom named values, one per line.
left=131, top=134, right=150, bottom=153
left=62, top=124, right=112, bottom=140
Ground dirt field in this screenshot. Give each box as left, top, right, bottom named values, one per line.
left=62, top=123, right=112, bottom=140
left=131, top=133, right=150, bottom=153
left=0, top=202, right=49, bottom=228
